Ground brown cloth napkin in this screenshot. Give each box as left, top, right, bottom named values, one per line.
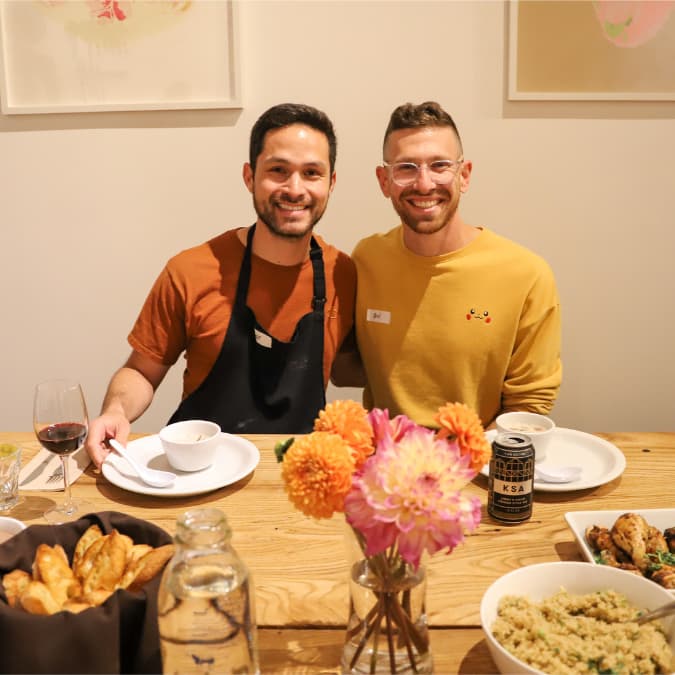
left=0, top=511, right=173, bottom=674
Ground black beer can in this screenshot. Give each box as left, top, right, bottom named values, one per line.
left=487, top=432, right=535, bottom=523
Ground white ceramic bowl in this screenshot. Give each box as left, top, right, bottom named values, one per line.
left=481, top=561, right=675, bottom=675
left=0, top=516, right=26, bottom=544
left=159, top=420, right=221, bottom=472
left=495, top=412, right=555, bottom=462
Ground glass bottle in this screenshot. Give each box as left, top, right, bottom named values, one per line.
left=158, top=508, right=260, bottom=675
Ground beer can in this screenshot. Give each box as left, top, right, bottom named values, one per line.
left=487, top=432, right=535, bottom=523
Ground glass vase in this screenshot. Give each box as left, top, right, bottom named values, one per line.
left=341, top=530, right=432, bottom=675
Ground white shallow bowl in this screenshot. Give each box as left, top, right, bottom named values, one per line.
left=0, top=516, right=26, bottom=544
left=481, top=561, right=675, bottom=675
left=495, top=412, right=555, bottom=462
left=159, top=419, right=221, bottom=472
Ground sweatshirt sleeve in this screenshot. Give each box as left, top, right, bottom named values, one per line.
left=501, top=263, right=562, bottom=414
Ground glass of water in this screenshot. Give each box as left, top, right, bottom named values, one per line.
left=0, top=443, right=21, bottom=512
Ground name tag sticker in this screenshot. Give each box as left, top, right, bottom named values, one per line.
left=254, top=328, right=273, bottom=349
left=366, top=309, right=391, bottom=325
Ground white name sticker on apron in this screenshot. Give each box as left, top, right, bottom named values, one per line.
left=366, top=309, right=391, bottom=325
left=254, top=328, right=273, bottom=349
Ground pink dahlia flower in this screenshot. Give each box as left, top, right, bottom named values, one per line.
left=345, top=427, right=481, bottom=569
left=367, top=408, right=417, bottom=447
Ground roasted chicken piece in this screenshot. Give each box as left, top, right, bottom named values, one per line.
left=585, top=525, right=630, bottom=565
left=610, top=513, right=651, bottom=572
left=585, top=515, right=675, bottom=590
left=585, top=524, right=611, bottom=550
left=650, top=565, right=675, bottom=589
left=595, top=548, right=642, bottom=575
left=646, top=525, right=669, bottom=556
left=664, top=527, right=675, bottom=553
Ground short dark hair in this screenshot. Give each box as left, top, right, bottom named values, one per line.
left=383, top=101, right=462, bottom=155
left=249, top=103, right=337, bottom=173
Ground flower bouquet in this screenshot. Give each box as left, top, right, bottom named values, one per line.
left=276, top=401, right=491, bottom=675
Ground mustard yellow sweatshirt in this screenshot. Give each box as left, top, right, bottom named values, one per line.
left=353, top=226, right=562, bottom=427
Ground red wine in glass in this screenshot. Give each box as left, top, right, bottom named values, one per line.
left=33, top=380, right=91, bottom=523
left=37, top=422, right=87, bottom=455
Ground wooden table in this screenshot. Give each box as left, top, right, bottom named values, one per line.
left=2, top=431, right=673, bottom=673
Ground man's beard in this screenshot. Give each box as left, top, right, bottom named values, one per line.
left=394, top=187, right=459, bottom=235
left=253, top=196, right=327, bottom=240
left=396, top=203, right=458, bottom=236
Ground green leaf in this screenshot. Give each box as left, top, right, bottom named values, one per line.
left=646, top=550, right=675, bottom=570
left=274, top=437, right=295, bottom=463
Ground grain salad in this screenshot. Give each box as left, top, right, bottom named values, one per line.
left=491, top=589, right=673, bottom=675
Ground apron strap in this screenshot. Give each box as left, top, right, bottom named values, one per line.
left=309, top=236, right=326, bottom=313
left=238, top=224, right=326, bottom=315
left=234, top=224, right=256, bottom=306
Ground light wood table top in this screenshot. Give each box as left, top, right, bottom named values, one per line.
left=3, top=431, right=673, bottom=674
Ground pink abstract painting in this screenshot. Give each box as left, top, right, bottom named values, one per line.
left=593, top=0, right=675, bottom=47
left=0, top=0, right=240, bottom=113
left=509, top=0, right=675, bottom=100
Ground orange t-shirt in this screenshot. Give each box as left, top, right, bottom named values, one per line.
left=128, top=228, right=356, bottom=400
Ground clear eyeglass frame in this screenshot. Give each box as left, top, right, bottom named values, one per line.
left=383, top=158, right=464, bottom=187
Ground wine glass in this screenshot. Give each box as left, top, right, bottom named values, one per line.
left=33, top=379, right=91, bottom=523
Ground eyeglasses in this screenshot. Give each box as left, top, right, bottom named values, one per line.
left=383, top=158, right=464, bottom=187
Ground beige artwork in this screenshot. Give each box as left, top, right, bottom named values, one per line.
left=509, top=0, right=675, bottom=100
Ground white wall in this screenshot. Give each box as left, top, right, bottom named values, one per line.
left=1, top=1, right=674, bottom=433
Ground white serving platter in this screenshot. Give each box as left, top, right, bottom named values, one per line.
left=565, top=508, right=675, bottom=596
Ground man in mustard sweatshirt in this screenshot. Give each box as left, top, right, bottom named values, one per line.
left=335, top=101, right=561, bottom=428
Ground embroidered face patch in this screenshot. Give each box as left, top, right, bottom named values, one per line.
left=466, top=308, right=491, bottom=324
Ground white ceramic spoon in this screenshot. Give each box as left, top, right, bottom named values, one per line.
left=534, top=464, right=583, bottom=484
left=108, top=438, right=176, bottom=488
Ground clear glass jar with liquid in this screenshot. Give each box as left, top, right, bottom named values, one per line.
left=158, top=508, right=260, bottom=674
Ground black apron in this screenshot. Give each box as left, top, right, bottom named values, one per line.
left=168, top=225, right=327, bottom=433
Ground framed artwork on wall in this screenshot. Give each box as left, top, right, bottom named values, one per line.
left=508, top=0, right=675, bottom=101
left=0, top=0, right=241, bottom=114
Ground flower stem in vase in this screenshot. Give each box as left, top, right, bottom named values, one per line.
left=399, top=589, right=412, bottom=648
left=384, top=594, right=397, bottom=673
left=341, top=556, right=432, bottom=675
left=369, top=601, right=382, bottom=674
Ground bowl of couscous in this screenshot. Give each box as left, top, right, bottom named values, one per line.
left=480, top=562, right=675, bottom=675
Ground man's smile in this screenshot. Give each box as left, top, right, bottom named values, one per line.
left=408, top=198, right=442, bottom=209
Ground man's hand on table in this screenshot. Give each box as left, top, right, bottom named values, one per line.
left=85, top=412, right=131, bottom=470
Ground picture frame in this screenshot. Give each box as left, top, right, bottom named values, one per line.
left=508, top=0, right=675, bottom=101
left=0, top=0, right=241, bottom=114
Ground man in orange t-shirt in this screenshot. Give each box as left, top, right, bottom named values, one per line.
left=86, top=103, right=355, bottom=468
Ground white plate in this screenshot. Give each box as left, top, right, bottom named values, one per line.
left=102, top=433, right=260, bottom=497
left=480, top=427, right=626, bottom=492
left=564, top=509, right=675, bottom=596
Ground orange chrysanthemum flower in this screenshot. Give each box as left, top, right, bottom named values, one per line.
left=435, top=402, right=491, bottom=473
left=314, top=400, right=375, bottom=469
left=281, top=431, right=355, bottom=519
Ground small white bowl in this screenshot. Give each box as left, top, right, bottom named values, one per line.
left=481, top=561, right=675, bottom=675
left=495, top=412, right=555, bottom=462
left=159, top=420, right=221, bottom=472
left=0, top=516, right=26, bottom=544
